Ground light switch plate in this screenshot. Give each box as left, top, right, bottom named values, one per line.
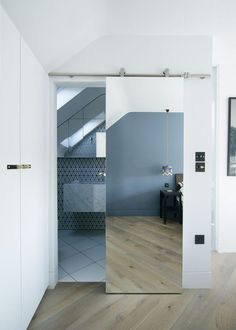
left=195, top=152, right=205, bottom=162
left=195, top=162, right=205, bottom=172
left=195, top=235, right=205, bottom=244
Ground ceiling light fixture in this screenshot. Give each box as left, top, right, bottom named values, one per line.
left=162, top=109, right=173, bottom=176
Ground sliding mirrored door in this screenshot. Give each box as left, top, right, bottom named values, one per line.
left=106, top=77, right=184, bottom=293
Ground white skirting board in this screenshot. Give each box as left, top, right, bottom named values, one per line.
left=183, top=272, right=212, bottom=289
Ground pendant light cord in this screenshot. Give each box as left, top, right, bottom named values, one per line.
left=166, top=109, right=169, bottom=164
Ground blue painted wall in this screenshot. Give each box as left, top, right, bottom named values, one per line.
left=106, top=112, right=183, bottom=216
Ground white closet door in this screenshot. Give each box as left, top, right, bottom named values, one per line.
left=0, top=8, right=21, bottom=330
left=20, top=39, right=49, bottom=329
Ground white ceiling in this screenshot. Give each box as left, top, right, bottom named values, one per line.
left=2, top=0, right=236, bottom=72
left=1, top=0, right=109, bottom=71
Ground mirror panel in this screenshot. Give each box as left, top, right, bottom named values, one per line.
left=228, top=98, right=236, bottom=175
left=106, top=78, right=184, bottom=293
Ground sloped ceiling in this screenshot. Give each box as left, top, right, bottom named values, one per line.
left=1, top=0, right=109, bottom=71
left=1, top=0, right=236, bottom=72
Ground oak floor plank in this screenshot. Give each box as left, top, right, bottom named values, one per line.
left=106, top=216, right=182, bottom=293
left=29, top=252, right=236, bottom=330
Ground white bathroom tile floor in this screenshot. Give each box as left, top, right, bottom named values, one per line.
left=58, top=266, right=67, bottom=279
left=58, top=229, right=105, bottom=282
left=82, top=245, right=106, bottom=262
left=71, top=263, right=105, bottom=282
left=71, top=238, right=99, bottom=252
left=91, top=235, right=105, bottom=244
left=96, top=258, right=105, bottom=268
left=59, top=275, right=76, bottom=282
left=59, top=252, right=93, bottom=274
left=58, top=230, right=75, bottom=238
left=61, top=234, right=88, bottom=245
left=58, top=240, right=78, bottom=260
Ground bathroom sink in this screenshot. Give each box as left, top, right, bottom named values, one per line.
left=63, top=182, right=106, bottom=212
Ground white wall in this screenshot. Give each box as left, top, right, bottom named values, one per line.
left=96, top=132, right=106, bottom=157
left=183, top=78, right=212, bottom=287
left=59, top=35, right=212, bottom=74
left=211, top=37, right=236, bottom=252
left=215, top=64, right=236, bottom=252
left=20, top=38, right=49, bottom=329
left=213, top=36, right=236, bottom=252
left=0, top=5, right=22, bottom=328
left=0, top=4, right=50, bottom=329
left=58, top=35, right=213, bottom=288
left=1, top=0, right=236, bottom=72
left=106, top=77, right=184, bottom=128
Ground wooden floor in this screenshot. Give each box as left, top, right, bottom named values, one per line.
left=106, top=216, right=182, bottom=293
left=29, top=252, right=236, bottom=330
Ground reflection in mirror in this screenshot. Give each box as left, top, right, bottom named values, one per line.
left=57, top=85, right=106, bottom=283
left=57, top=87, right=106, bottom=158
left=106, top=77, right=184, bottom=293
left=228, top=98, right=236, bottom=176
left=106, top=112, right=183, bottom=293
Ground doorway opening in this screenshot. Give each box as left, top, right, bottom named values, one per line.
left=56, top=83, right=106, bottom=282
left=49, top=75, right=213, bottom=290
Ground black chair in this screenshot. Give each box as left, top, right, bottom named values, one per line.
left=175, top=173, right=183, bottom=223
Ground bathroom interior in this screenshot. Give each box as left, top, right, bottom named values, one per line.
left=57, top=85, right=106, bottom=282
